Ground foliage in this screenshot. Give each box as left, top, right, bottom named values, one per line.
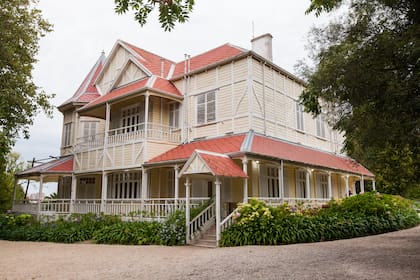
left=220, top=194, right=420, bottom=247
left=160, top=209, right=185, bottom=245
left=114, top=0, right=195, bottom=31
left=299, top=0, right=420, bottom=197
left=0, top=0, right=54, bottom=171
left=0, top=152, right=26, bottom=212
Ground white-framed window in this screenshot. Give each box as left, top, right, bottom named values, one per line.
left=169, top=102, right=180, bottom=129
left=296, top=102, right=304, bottom=131
left=82, top=121, right=97, bottom=139
left=259, top=165, right=279, bottom=198
left=316, top=173, right=329, bottom=198
left=121, top=104, right=144, bottom=133
left=108, top=172, right=141, bottom=199
left=283, top=167, right=289, bottom=197
left=296, top=169, right=306, bottom=198
left=63, top=123, right=72, bottom=146
left=316, top=115, right=326, bottom=138
left=167, top=169, right=174, bottom=198
left=196, top=91, right=216, bottom=125
left=77, top=177, right=96, bottom=199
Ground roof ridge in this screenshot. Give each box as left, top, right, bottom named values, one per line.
left=176, top=43, right=246, bottom=64
left=120, top=40, right=176, bottom=64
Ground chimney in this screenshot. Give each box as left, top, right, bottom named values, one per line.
left=251, top=33, right=273, bottom=61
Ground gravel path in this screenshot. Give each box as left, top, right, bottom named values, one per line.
left=1, top=226, right=420, bottom=280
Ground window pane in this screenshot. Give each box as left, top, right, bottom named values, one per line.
left=197, top=104, right=205, bottom=124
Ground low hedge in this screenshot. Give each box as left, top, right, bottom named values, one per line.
left=220, top=192, right=420, bottom=247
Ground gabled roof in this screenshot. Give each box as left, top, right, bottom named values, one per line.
left=121, top=41, right=176, bottom=78
left=59, top=53, right=106, bottom=109
left=172, top=44, right=246, bottom=79
left=16, top=156, right=73, bottom=178
left=146, top=132, right=373, bottom=177
left=180, top=150, right=247, bottom=178
left=79, top=75, right=182, bottom=112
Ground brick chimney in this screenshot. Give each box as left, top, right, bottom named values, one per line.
left=251, top=33, right=273, bottom=62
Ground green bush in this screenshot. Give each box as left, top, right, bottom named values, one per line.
left=220, top=193, right=420, bottom=247
left=160, top=210, right=185, bottom=245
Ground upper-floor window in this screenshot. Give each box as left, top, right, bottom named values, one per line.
left=169, top=103, right=180, bottom=129
left=83, top=121, right=97, bottom=139
left=197, top=91, right=215, bottom=125
left=63, top=123, right=72, bottom=146
left=316, top=115, right=326, bottom=138
left=296, top=102, right=304, bottom=131
left=121, top=104, right=144, bottom=133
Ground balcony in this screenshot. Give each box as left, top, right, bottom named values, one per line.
left=75, top=122, right=181, bottom=153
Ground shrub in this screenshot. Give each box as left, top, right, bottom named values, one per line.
left=160, top=210, right=185, bottom=246
left=220, top=192, right=420, bottom=247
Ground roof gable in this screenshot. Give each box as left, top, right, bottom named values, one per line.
left=59, top=53, right=105, bottom=109
left=113, top=58, right=149, bottom=88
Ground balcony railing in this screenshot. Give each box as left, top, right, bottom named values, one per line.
left=75, top=122, right=181, bottom=152
left=252, top=197, right=331, bottom=207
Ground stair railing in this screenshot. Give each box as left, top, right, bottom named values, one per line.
left=220, top=208, right=238, bottom=233
left=188, top=202, right=215, bottom=242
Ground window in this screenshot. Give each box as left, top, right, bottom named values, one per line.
left=196, top=91, right=216, bottom=125
left=316, top=173, right=328, bottom=198
left=83, top=122, right=97, bottom=139
left=169, top=103, right=180, bottom=129
left=121, top=105, right=144, bottom=133
left=259, top=165, right=279, bottom=197
left=296, top=170, right=306, bottom=198
left=77, top=177, right=96, bottom=199
left=63, top=123, right=72, bottom=146
left=316, top=115, right=326, bottom=138
left=296, top=102, right=304, bottom=131
left=108, top=172, right=141, bottom=199
left=167, top=169, right=174, bottom=198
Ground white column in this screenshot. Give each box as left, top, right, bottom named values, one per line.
left=12, top=177, right=18, bottom=210
left=215, top=176, right=221, bottom=245
left=174, top=165, right=179, bottom=207
left=142, top=168, right=149, bottom=200
left=305, top=169, right=311, bottom=199
left=144, top=94, right=150, bottom=138
left=37, top=175, right=44, bottom=215
left=185, top=176, right=191, bottom=244
left=372, top=179, right=376, bottom=191
left=70, top=174, right=77, bottom=213
left=345, top=175, right=350, bottom=197
left=361, top=175, right=365, bottom=193
left=100, top=172, right=108, bottom=213
left=242, top=157, right=248, bottom=202
left=327, top=171, right=332, bottom=199
left=279, top=160, right=284, bottom=200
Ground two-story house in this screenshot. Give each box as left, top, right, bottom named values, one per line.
left=14, top=34, right=374, bottom=244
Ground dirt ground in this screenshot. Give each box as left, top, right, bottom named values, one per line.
left=1, top=225, right=420, bottom=280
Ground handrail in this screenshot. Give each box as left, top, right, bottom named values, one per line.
left=221, top=208, right=237, bottom=232
left=188, top=202, right=215, bottom=241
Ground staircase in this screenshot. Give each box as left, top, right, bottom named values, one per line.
left=192, top=223, right=217, bottom=248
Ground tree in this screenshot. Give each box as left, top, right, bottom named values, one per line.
left=300, top=0, right=420, bottom=196
left=0, top=0, right=54, bottom=172
left=0, top=152, right=26, bottom=212
left=114, top=0, right=195, bottom=31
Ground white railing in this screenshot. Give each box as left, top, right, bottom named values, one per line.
left=221, top=208, right=237, bottom=233
left=73, top=199, right=101, bottom=214
left=75, top=133, right=104, bottom=151
left=189, top=202, right=215, bottom=240
left=12, top=200, right=39, bottom=214
left=252, top=197, right=331, bottom=207
left=40, top=199, right=71, bottom=213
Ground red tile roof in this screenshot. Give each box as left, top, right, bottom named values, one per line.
left=16, top=156, right=73, bottom=177
left=122, top=41, right=175, bottom=77
left=60, top=53, right=105, bottom=108
left=147, top=132, right=373, bottom=177
left=147, top=134, right=246, bottom=163
left=151, top=76, right=182, bottom=97
left=80, top=78, right=149, bottom=110
left=250, top=135, right=373, bottom=176
left=198, top=151, right=247, bottom=178
left=172, top=44, right=246, bottom=78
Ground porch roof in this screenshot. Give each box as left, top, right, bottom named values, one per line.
left=146, top=132, right=373, bottom=177
left=180, top=150, right=247, bottom=178
left=16, top=156, right=73, bottom=178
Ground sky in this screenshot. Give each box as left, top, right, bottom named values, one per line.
left=13, top=0, right=333, bottom=164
